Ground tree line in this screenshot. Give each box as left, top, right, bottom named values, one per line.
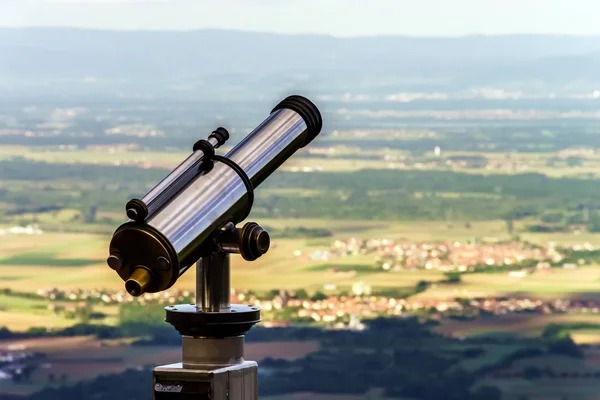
left=4, top=159, right=600, bottom=222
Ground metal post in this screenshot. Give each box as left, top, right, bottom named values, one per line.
left=182, top=336, right=244, bottom=368
left=154, top=250, right=258, bottom=400
left=196, top=251, right=231, bottom=312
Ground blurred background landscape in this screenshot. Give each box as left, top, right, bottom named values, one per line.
left=3, top=1, right=600, bottom=399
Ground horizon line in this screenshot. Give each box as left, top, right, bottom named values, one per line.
left=2, top=25, right=600, bottom=39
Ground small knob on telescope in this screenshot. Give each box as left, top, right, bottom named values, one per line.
left=193, top=127, right=229, bottom=155
left=240, top=222, right=270, bottom=261
left=125, top=198, right=148, bottom=222
left=208, top=127, right=230, bottom=147
left=107, top=253, right=124, bottom=271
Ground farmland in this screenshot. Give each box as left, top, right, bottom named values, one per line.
left=0, top=217, right=593, bottom=295
left=3, top=97, right=600, bottom=400
left=5, top=143, right=600, bottom=178
left=414, top=265, right=600, bottom=301
left=435, top=314, right=600, bottom=338
left=0, top=218, right=507, bottom=293
left=2, top=218, right=600, bottom=334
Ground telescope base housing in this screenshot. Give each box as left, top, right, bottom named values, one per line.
left=153, top=335, right=257, bottom=400
left=153, top=360, right=258, bottom=400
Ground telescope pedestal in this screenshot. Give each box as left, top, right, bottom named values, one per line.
left=154, top=252, right=261, bottom=400
left=153, top=336, right=258, bottom=400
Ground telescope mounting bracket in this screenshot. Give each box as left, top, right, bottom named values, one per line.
left=164, top=221, right=269, bottom=337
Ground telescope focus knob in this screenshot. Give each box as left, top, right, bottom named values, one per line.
left=240, top=222, right=270, bottom=261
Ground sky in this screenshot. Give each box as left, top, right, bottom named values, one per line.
left=0, top=0, right=599, bottom=37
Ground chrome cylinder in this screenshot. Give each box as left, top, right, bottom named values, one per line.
left=196, top=252, right=230, bottom=312
left=139, top=136, right=218, bottom=219
left=128, top=127, right=229, bottom=222
left=182, top=336, right=245, bottom=368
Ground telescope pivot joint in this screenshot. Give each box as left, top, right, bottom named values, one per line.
left=216, top=222, right=270, bottom=261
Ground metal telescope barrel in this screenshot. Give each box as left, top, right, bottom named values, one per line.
left=124, top=127, right=230, bottom=222
left=107, top=95, right=323, bottom=296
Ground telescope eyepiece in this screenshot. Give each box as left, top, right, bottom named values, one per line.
left=126, top=266, right=153, bottom=296
left=272, top=95, right=323, bottom=147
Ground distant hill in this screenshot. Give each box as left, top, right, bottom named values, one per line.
left=1, top=28, right=600, bottom=97
left=489, top=51, right=600, bottom=85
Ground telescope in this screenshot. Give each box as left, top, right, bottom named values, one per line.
left=107, top=95, right=323, bottom=400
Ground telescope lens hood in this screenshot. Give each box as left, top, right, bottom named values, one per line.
left=272, top=95, right=323, bottom=147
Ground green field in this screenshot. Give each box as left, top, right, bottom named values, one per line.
left=1, top=217, right=600, bottom=331
left=5, top=145, right=600, bottom=178
left=0, top=218, right=514, bottom=294
left=0, top=145, right=393, bottom=172
left=435, top=314, right=600, bottom=339
left=414, top=265, right=600, bottom=300
left=0, top=225, right=449, bottom=294
left=0, top=293, right=76, bottom=331
left=0, top=218, right=492, bottom=330
left=0, top=145, right=187, bottom=167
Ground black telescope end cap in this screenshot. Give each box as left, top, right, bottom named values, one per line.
left=125, top=199, right=148, bottom=222
left=165, top=304, right=261, bottom=338
left=272, top=95, right=323, bottom=147
left=209, top=127, right=230, bottom=147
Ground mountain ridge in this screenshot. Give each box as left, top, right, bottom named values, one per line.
left=1, top=28, right=599, bottom=96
